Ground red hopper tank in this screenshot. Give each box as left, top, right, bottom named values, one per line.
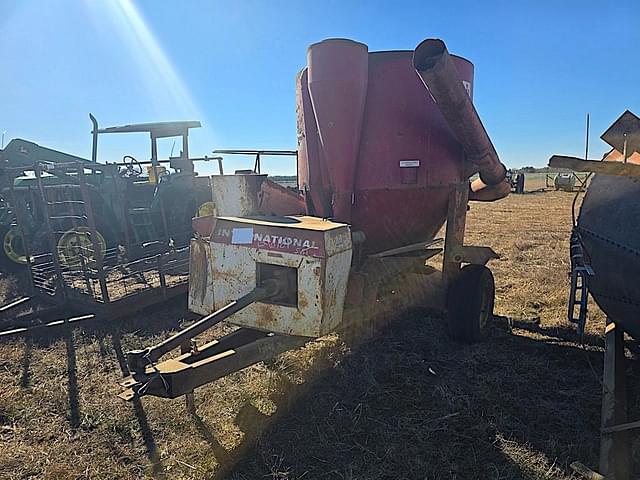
left=297, top=38, right=506, bottom=254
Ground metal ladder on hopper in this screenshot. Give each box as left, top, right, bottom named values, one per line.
left=567, top=228, right=593, bottom=337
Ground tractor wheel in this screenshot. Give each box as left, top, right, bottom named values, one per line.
left=1, top=225, right=28, bottom=268
left=446, top=264, right=495, bottom=343
left=0, top=224, right=12, bottom=269
left=56, top=227, right=107, bottom=269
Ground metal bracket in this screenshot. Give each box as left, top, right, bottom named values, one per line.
left=599, top=318, right=631, bottom=479
left=602, top=419, right=640, bottom=435
left=568, top=229, right=594, bottom=336
left=369, top=238, right=443, bottom=258
left=119, top=327, right=307, bottom=400
left=447, top=245, right=499, bottom=265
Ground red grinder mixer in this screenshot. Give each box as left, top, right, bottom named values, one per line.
left=297, top=38, right=508, bottom=254
left=119, top=38, right=510, bottom=401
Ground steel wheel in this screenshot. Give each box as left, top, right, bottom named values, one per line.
left=56, top=227, right=106, bottom=269
left=3, top=226, right=28, bottom=265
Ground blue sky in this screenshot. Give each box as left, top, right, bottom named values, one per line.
left=1, top=0, right=639, bottom=175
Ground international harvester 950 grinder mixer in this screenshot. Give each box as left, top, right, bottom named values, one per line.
left=119, top=38, right=510, bottom=401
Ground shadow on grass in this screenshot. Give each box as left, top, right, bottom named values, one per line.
left=495, top=314, right=605, bottom=348
left=499, top=315, right=640, bottom=360
left=132, top=397, right=166, bottom=479
left=111, top=330, right=166, bottom=479
left=64, top=329, right=81, bottom=429
left=16, top=326, right=81, bottom=429
left=19, top=336, right=32, bottom=388
left=189, top=410, right=230, bottom=465
left=219, top=310, right=632, bottom=480
left=188, top=393, right=284, bottom=479
left=521, top=188, right=549, bottom=195
left=110, top=329, right=130, bottom=377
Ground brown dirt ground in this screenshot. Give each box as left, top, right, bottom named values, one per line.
left=1, top=181, right=639, bottom=479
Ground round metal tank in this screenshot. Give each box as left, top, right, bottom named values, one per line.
left=577, top=173, right=640, bottom=339
left=554, top=173, right=576, bottom=191
left=297, top=39, right=474, bottom=254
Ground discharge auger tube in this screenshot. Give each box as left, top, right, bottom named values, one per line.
left=413, top=39, right=507, bottom=186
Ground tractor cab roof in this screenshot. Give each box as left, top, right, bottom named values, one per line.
left=93, top=120, right=202, bottom=139
left=89, top=114, right=201, bottom=171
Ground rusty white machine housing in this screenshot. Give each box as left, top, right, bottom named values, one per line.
left=191, top=215, right=352, bottom=337
left=119, top=38, right=511, bottom=401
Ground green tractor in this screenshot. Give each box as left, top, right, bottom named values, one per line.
left=0, top=115, right=212, bottom=269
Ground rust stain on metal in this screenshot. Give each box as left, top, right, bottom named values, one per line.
left=255, top=304, right=276, bottom=329
left=298, top=292, right=309, bottom=310
left=212, top=268, right=241, bottom=284
left=189, top=241, right=208, bottom=303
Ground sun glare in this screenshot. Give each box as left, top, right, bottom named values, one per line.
left=85, top=0, right=204, bottom=122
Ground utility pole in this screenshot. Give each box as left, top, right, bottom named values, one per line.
left=1, top=131, right=5, bottom=149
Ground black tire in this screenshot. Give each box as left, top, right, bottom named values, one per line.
left=447, top=264, right=495, bottom=343
left=516, top=174, right=525, bottom=194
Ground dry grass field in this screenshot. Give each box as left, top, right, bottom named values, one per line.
left=1, top=177, right=639, bottom=479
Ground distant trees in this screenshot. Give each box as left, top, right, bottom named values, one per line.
left=513, top=166, right=551, bottom=174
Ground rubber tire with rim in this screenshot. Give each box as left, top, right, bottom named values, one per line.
left=446, top=264, right=495, bottom=343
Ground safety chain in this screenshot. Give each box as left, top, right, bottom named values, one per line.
left=136, top=353, right=170, bottom=397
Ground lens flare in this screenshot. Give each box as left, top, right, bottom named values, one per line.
left=86, top=0, right=204, bottom=121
